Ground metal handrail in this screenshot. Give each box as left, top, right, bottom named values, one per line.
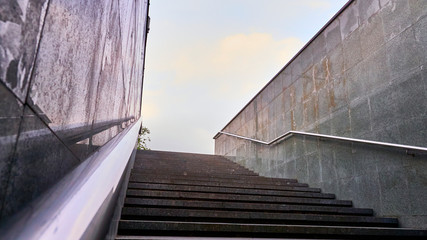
left=1, top=118, right=141, bottom=240
left=216, top=131, right=427, bottom=153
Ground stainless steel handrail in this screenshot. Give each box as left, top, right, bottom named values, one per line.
left=1, top=118, right=142, bottom=240
left=217, top=131, right=427, bottom=153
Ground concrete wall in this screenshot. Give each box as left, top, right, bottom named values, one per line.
left=215, top=0, right=427, bottom=228
left=0, top=0, right=149, bottom=222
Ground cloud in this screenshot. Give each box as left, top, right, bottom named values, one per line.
left=166, top=32, right=304, bottom=99
left=141, top=89, right=163, bottom=118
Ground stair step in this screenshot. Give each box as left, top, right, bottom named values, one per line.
left=118, top=220, right=427, bottom=239
left=131, top=170, right=258, bottom=177
left=130, top=171, right=296, bottom=182
left=127, top=182, right=335, bottom=199
left=124, top=198, right=373, bottom=216
left=116, top=150, right=427, bottom=239
left=121, top=207, right=397, bottom=227
left=130, top=174, right=307, bottom=187
left=128, top=177, right=319, bottom=192
left=126, top=189, right=352, bottom=206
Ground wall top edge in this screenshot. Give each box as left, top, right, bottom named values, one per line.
left=217, top=0, right=354, bottom=134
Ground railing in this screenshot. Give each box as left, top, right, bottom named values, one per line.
left=216, top=131, right=427, bottom=154
left=0, top=118, right=141, bottom=240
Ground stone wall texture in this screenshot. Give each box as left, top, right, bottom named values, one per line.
left=215, top=0, right=427, bottom=228
left=0, top=0, right=149, bottom=221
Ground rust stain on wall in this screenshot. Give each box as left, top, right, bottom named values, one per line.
left=290, top=110, right=296, bottom=130
left=329, top=87, right=336, bottom=108
left=290, top=85, right=296, bottom=108
left=314, top=96, right=319, bottom=121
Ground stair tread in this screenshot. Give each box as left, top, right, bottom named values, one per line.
left=120, top=207, right=398, bottom=227
left=126, top=189, right=350, bottom=206
left=127, top=182, right=334, bottom=198
left=115, top=150, right=423, bottom=238
left=128, top=177, right=318, bottom=192
left=118, top=220, right=427, bottom=238
left=124, top=198, right=373, bottom=215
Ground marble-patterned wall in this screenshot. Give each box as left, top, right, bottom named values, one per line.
left=215, top=0, right=427, bottom=228
left=0, top=0, right=149, bottom=221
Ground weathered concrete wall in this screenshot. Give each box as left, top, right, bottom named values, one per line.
left=215, top=0, right=427, bottom=228
left=0, top=0, right=149, bottom=221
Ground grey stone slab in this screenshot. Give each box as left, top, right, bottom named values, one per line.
left=282, top=160, right=297, bottom=179
left=399, top=216, right=427, bottom=229
left=303, top=97, right=317, bottom=127
left=380, top=0, right=392, bottom=7
left=319, top=154, right=337, bottom=184
left=373, top=148, right=410, bottom=173
left=0, top=0, right=49, bottom=101
left=320, top=180, right=338, bottom=196
left=360, top=13, right=386, bottom=59
left=327, top=44, right=344, bottom=79
left=293, top=103, right=304, bottom=130
left=408, top=0, right=427, bottom=23
left=329, top=77, right=348, bottom=112
left=282, top=67, right=292, bottom=89
left=381, top=0, right=412, bottom=41
left=378, top=168, right=410, bottom=216
left=290, top=58, right=302, bottom=82
left=283, top=110, right=293, bottom=132
left=272, top=77, right=283, bottom=100
left=284, top=139, right=296, bottom=161
left=345, top=61, right=366, bottom=102
left=293, top=78, right=303, bottom=104
left=310, top=33, right=327, bottom=64
left=413, top=15, right=427, bottom=65
left=406, top=166, right=427, bottom=215
left=350, top=98, right=372, bottom=138
left=316, top=87, right=331, bottom=120
left=318, top=119, right=331, bottom=135
left=330, top=108, right=351, bottom=136
left=259, top=90, right=269, bottom=111
left=339, top=1, right=359, bottom=40
left=333, top=142, right=354, bottom=179
left=257, top=107, right=269, bottom=132
left=336, top=177, right=358, bottom=201
left=372, top=124, right=402, bottom=144
left=351, top=145, right=380, bottom=177
left=342, top=28, right=363, bottom=71
left=304, top=136, right=318, bottom=155
left=28, top=0, right=110, bottom=158
left=357, top=0, right=380, bottom=24
left=1, top=107, right=79, bottom=219
left=386, top=27, right=422, bottom=80
left=294, top=136, right=304, bottom=158
left=245, top=102, right=256, bottom=123
left=362, top=47, right=391, bottom=92
left=313, top=60, right=329, bottom=91
left=351, top=174, right=382, bottom=212
left=324, top=20, right=342, bottom=53
left=306, top=153, right=322, bottom=185
left=302, top=68, right=315, bottom=98
left=394, top=69, right=427, bottom=120
left=398, top=118, right=427, bottom=147
left=369, top=85, right=399, bottom=130
left=295, top=156, right=309, bottom=183
left=283, top=88, right=292, bottom=113
left=0, top=84, right=23, bottom=216
left=298, top=45, right=313, bottom=73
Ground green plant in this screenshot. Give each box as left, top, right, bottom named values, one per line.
left=137, top=126, right=151, bottom=150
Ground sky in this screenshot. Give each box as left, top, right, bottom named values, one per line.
left=142, top=0, right=347, bottom=154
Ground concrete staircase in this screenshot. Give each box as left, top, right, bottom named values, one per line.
left=116, top=150, right=427, bottom=239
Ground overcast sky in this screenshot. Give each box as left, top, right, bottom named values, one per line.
left=142, top=0, right=347, bottom=154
